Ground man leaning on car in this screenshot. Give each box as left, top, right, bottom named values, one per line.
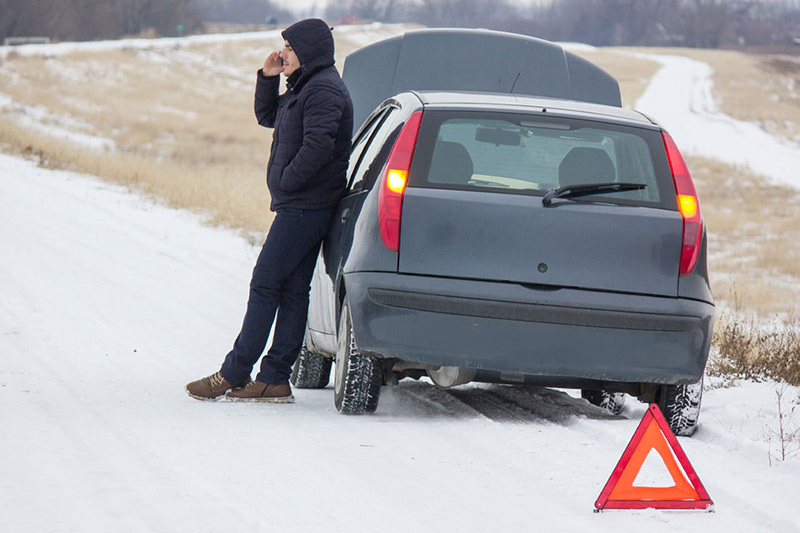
left=186, top=18, right=354, bottom=402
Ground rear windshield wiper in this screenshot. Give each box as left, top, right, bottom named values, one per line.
left=542, top=182, right=647, bottom=206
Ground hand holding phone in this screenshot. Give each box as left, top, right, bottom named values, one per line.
left=263, top=50, right=284, bottom=77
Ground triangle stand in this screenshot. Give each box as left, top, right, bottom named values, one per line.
left=594, top=403, right=714, bottom=512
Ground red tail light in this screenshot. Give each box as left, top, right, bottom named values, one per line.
left=662, top=132, right=703, bottom=276
left=378, top=110, right=423, bottom=252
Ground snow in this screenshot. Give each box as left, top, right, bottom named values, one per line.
left=0, top=30, right=281, bottom=59
left=2, top=31, right=800, bottom=531
left=0, top=93, right=116, bottom=152
left=558, top=42, right=599, bottom=52
left=1, top=157, right=799, bottom=531
left=333, top=22, right=417, bottom=47
left=0, top=23, right=409, bottom=59
left=634, top=53, right=800, bottom=190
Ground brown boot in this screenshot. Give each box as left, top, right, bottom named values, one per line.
left=226, top=380, right=295, bottom=403
left=186, top=371, right=250, bottom=400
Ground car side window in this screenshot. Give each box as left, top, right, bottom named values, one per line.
left=348, top=107, right=400, bottom=193
left=346, top=108, right=389, bottom=192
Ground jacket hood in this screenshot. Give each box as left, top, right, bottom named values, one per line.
left=282, top=19, right=335, bottom=89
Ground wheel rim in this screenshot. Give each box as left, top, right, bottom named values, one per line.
left=334, top=305, right=349, bottom=397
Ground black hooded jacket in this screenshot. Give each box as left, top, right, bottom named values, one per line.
left=254, top=18, right=354, bottom=211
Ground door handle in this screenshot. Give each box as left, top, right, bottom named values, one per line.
left=340, top=207, right=351, bottom=223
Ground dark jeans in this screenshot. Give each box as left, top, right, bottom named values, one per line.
left=220, top=207, right=334, bottom=385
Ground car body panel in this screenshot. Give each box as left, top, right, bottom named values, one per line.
left=344, top=271, right=713, bottom=385
left=398, top=187, right=684, bottom=297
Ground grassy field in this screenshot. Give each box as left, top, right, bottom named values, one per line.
left=0, top=25, right=413, bottom=236
left=1, top=29, right=798, bottom=316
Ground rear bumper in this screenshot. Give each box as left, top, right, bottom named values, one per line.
left=345, top=272, right=714, bottom=386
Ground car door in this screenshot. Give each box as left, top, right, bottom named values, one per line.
left=306, top=105, right=398, bottom=352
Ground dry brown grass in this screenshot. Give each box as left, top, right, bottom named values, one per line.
left=0, top=39, right=280, bottom=232
left=710, top=308, right=800, bottom=386
left=0, top=121, right=271, bottom=235
left=0, top=30, right=411, bottom=234
left=567, top=48, right=662, bottom=108
left=687, top=154, right=800, bottom=314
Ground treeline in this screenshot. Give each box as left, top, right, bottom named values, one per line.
left=0, top=0, right=293, bottom=42
left=193, top=0, right=293, bottom=26
left=3, top=0, right=800, bottom=48
left=0, top=0, right=201, bottom=41
left=327, top=0, right=800, bottom=48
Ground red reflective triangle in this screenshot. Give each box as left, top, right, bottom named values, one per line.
left=594, top=403, right=714, bottom=511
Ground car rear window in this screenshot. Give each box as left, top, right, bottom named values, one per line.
left=410, top=110, right=675, bottom=209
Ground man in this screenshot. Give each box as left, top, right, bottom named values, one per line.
left=186, top=18, right=353, bottom=402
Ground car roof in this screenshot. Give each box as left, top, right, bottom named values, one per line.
left=411, top=90, right=658, bottom=129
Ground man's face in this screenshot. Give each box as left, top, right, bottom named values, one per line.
left=280, top=41, right=300, bottom=76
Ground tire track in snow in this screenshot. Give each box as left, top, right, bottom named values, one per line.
left=387, top=381, right=616, bottom=423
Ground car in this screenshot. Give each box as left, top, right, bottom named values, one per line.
left=290, top=28, right=714, bottom=436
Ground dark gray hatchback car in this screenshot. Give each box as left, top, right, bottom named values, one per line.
left=291, top=29, right=714, bottom=436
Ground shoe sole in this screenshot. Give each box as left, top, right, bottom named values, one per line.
left=225, top=395, right=295, bottom=404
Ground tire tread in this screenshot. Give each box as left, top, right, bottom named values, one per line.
left=581, top=389, right=626, bottom=415
left=334, top=301, right=383, bottom=415
left=290, top=345, right=332, bottom=389
left=659, top=380, right=703, bottom=436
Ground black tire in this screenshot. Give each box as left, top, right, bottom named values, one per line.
left=334, top=299, right=383, bottom=414
left=581, top=389, right=626, bottom=415
left=290, top=344, right=332, bottom=389
left=656, top=378, right=703, bottom=437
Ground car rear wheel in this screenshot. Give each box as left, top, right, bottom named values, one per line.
left=656, top=378, right=703, bottom=437
left=334, top=299, right=383, bottom=414
left=581, top=389, right=626, bottom=415
left=290, top=343, right=332, bottom=389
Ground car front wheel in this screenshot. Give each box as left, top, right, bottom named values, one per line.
left=334, top=299, right=383, bottom=414
left=290, top=343, right=332, bottom=389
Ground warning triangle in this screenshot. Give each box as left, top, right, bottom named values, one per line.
left=594, top=403, right=714, bottom=511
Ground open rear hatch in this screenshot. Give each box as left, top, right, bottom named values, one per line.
left=343, top=28, right=621, bottom=129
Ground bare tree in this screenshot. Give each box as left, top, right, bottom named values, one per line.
left=1, top=0, right=200, bottom=42
left=195, top=0, right=293, bottom=25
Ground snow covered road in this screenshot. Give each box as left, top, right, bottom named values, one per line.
left=1, top=153, right=799, bottom=531
left=634, top=53, right=800, bottom=190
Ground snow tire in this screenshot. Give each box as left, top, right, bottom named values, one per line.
left=334, top=299, right=383, bottom=415
left=581, top=389, right=626, bottom=415
left=657, top=378, right=703, bottom=437
left=290, top=344, right=332, bottom=389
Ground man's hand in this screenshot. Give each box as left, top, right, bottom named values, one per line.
left=262, top=51, right=284, bottom=77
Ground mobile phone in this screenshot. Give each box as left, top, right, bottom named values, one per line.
left=279, top=56, right=284, bottom=66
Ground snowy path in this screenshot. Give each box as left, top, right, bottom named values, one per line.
left=634, top=53, right=800, bottom=190
left=1, top=153, right=799, bottom=531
